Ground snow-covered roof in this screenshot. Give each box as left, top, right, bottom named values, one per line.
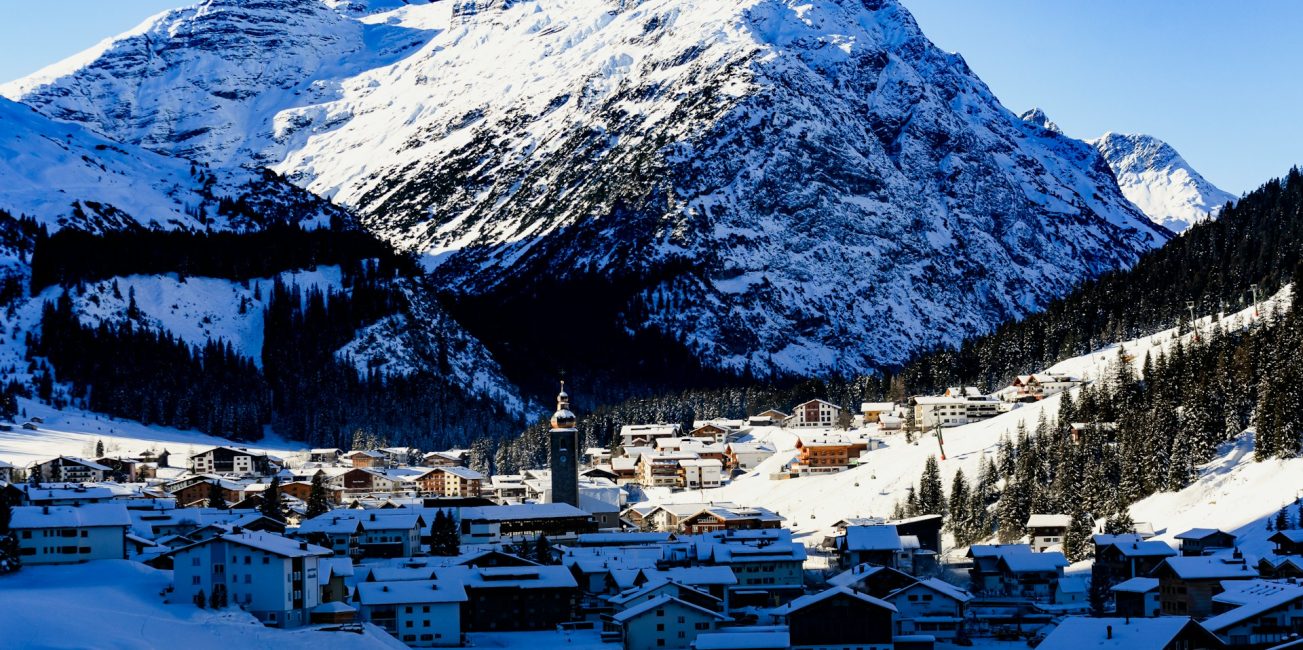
left=1110, top=577, right=1159, bottom=594
left=436, top=565, right=578, bottom=590
left=1038, top=617, right=1196, bottom=649
left=826, top=563, right=901, bottom=588
left=311, top=600, right=356, bottom=614
left=967, top=543, right=1033, bottom=559
left=10, top=503, right=130, bottom=528
left=43, top=456, right=112, bottom=471
left=355, top=580, right=468, bottom=605
left=435, top=466, right=484, bottom=480
left=860, top=402, right=895, bottom=412
left=458, top=503, right=590, bottom=522
left=610, top=595, right=729, bottom=623
left=1092, top=533, right=1144, bottom=547
left=1025, top=514, right=1071, bottom=528
left=897, top=577, right=973, bottom=603
left=644, top=566, right=737, bottom=586
left=843, top=525, right=901, bottom=552
left=774, top=586, right=895, bottom=616
left=1109, top=540, right=1177, bottom=558
left=1157, top=556, right=1258, bottom=580
left=17, top=485, right=116, bottom=502
left=998, top=551, right=1068, bottom=573
left=219, top=532, right=332, bottom=558
left=1173, top=527, right=1232, bottom=541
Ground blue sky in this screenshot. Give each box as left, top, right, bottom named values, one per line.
left=2, top=1, right=1299, bottom=194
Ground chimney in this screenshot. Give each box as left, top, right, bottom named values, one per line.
left=1106, top=625, right=1113, bottom=640
left=370, top=513, right=376, bottom=521
left=300, top=542, right=308, bottom=550
left=42, top=506, right=49, bottom=515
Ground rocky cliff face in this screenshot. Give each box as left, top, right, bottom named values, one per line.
left=6, top=0, right=1169, bottom=375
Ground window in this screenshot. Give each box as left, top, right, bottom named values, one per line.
left=245, top=575, right=252, bottom=584
left=244, top=556, right=251, bottom=565
left=695, top=622, right=710, bottom=630
left=656, top=624, right=665, bottom=632
left=192, top=576, right=201, bottom=585
left=422, top=606, right=430, bottom=613
left=405, top=621, right=413, bottom=628
left=263, top=557, right=270, bottom=564
left=192, top=557, right=201, bottom=566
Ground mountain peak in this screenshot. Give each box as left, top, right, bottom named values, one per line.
left=1019, top=107, right=1062, bottom=134
left=1091, top=131, right=1236, bottom=232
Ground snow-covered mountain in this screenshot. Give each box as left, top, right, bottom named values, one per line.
left=0, top=93, right=526, bottom=421
left=5, top=0, right=1170, bottom=375
left=1089, top=132, right=1237, bottom=233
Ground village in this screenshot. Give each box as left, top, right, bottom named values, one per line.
left=2, top=372, right=1301, bottom=650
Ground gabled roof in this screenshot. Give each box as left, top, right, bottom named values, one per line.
left=219, top=532, right=332, bottom=558
left=1269, top=529, right=1303, bottom=544
left=43, top=456, right=111, bottom=471
left=610, top=595, right=730, bottom=624
left=1202, top=582, right=1303, bottom=632
left=1110, top=577, right=1159, bottom=594
left=998, top=551, right=1069, bottom=573
left=1025, top=514, right=1072, bottom=529
left=886, top=577, right=973, bottom=604
left=966, top=543, right=1033, bottom=559
left=607, top=578, right=718, bottom=606
left=1108, top=540, right=1177, bottom=558
left=1174, top=527, right=1233, bottom=541
left=774, top=586, right=896, bottom=616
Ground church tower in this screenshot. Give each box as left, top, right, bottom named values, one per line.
left=549, top=381, right=579, bottom=507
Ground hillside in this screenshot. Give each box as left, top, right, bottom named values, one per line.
left=635, top=284, right=1295, bottom=552
left=4, top=0, right=1168, bottom=382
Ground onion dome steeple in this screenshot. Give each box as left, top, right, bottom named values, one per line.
left=550, top=380, right=576, bottom=429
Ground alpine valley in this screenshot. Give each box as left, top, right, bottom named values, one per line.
left=0, top=0, right=1231, bottom=447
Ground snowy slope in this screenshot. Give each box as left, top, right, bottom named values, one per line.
left=1090, top=131, right=1237, bottom=233
left=635, top=284, right=1294, bottom=552
left=0, top=96, right=339, bottom=236
left=0, top=560, right=408, bottom=650
left=5, top=0, right=1169, bottom=375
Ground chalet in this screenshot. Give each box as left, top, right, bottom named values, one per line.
left=747, top=410, right=788, bottom=427
left=723, top=442, right=775, bottom=473
left=93, top=457, right=141, bottom=482
left=639, top=453, right=698, bottom=487
left=773, top=587, right=896, bottom=650
left=606, top=579, right=723, bottom=614
left=1175, top=528, right=1238, bottom=557
left=1038, top=616, right=1225, bottom=650
left=378, top=447, right=421, bottom=466
left=677, top=506, right=783, bottom=534
left=687, top=423, right=730, bottom=443
left=1203, top=579, right=1303, bottom=647
left=171, top=532, right=332, bottom=628
left=791, top=434, right=856, bottom=474
left=582, top=466, right=621, bottom=482
left=354, top=580, right=467, bottom=647
left=31, top=456, right=109, bottom=483
left=422, top=450, right=469, bottom=468
left=838, top=524, right=905, bottom=569
left=609, top=595, right=730, bottom=650
left=882, top=577, right=972, bottom=642
left=457, top=503, right=597, bottom=545
left=10, top=503, right=129, bottom=564
left=1095, top=539, right=1178, bottom=584
left=1005, top=373, right=1080, bottom=402
left=307, top=449, right=342, bottom=464
left=860, top=402, right=896, bottom=424
left=171, top=477, right=247, bottom=508
left=610, top=457, right=640, bottom=485
left=1258, top=555, right=1303, bottom=579
left=280, top=479, right=343, bottom=505
left=421, top=466, right=485, bottom=498
left=1025, top=514, right=1071, bottom=552
left=1268, top=530, right=1303, bottom=556
left=828, top=564, right=918, bottom=598
left=441, top=564, right=579, bottom=631
left=490, top=474, right=528, bottom=503
left=620, top=424, right=682, bottom=448
left=789, top=399, right=842, bottom=428
left=1152, top=555, right=1259, bottom=618
left=967, top=544, right=1035, bottom=593
left=0, top=458, right=14, bottom=482
left=345, top=450, right=386, bottom=468
left=1112, top=577, right=1161, bottom=618
left=188, top=447, right=274, bottom=476
left=995, top=551, right=1069, bottom=601
left=679, top=459, right=724, bottom=490
left=1068, top=422, right=1119, bottom=444
left=586, top=447, right=614, bottom=465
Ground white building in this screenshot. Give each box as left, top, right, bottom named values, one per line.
left=789, top=399, right=842, bottom=428
left=724, top=442, right=776, bottom=472
left=171, top=532, right=331, bottom=628
left=354, top=580, right=467, bottom=647
left=619, top=424, right=682, bottom=448
left=912, top=392, right=1002, bottom=430
left=610, top=595, right=729, bottom=650
left=678, top=459, right=723, bottom=490
left=1025, top=514, right=1072, bottom=553
left=10, top=503, right=129, bottom=564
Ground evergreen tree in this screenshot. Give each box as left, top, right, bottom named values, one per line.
left=206, top=480, right=225, bottom=510
left=305, top=472, right=330, bottom=519
left=0, top=492, right=20, bottom=575
left=917, top=455, right=945, bottom=516
left=534, top=534, right=551, bottom=564
left=260, top=476, right=284, bottom=522
left=947, top=468, right=972, bottom=544
left=1276, top=507, right=1291, bottom=532
left=94, top=439, right=104, bottom=457
left=1062, top=510, right=1095, bottom=563
left=1103, top=510, right=1136, bottom=536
